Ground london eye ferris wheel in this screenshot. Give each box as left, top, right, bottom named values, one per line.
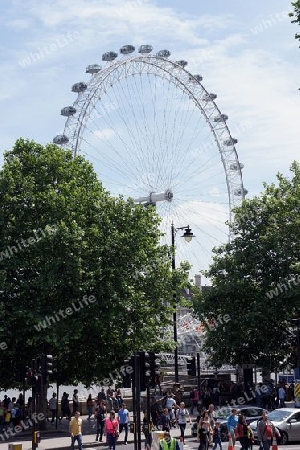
left=53, top=44, right=246, bottom=278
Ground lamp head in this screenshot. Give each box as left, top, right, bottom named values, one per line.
left=182, top=226, right=194, bottom=242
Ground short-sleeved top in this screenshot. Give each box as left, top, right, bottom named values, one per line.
left=69, top=417, right=82, bottom=436
left=166, top=398, right=176, bottom=409
left=118, top=408, right=129, bottom=424
left=106, top=418, right=119, bottom=435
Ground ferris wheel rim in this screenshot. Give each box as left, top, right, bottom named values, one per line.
left=54, top=46, right=247, bottom=274
left=58, top=51, right=245, bottom=218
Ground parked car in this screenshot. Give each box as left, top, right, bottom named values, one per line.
left=191, top=405, right=264, bottom=440
left=250, top=408, right=300, bottom=445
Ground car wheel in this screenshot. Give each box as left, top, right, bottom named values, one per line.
left=280, top=431, right=288, bottom=445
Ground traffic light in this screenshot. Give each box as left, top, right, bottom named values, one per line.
left=187, top=356, right=196, bottom=376
left=149, top=352, right=160, bottom=388
left=42, top=354, right=53, bottom=381
left=122, top=356, right=133, bottom=388
left=139, top=351, right=150, bottom=391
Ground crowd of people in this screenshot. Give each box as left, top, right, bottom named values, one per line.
left=0, top=393, right=28, bottom=430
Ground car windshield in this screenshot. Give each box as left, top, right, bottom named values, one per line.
left=216, top=408, right=231, bottom=419
left=267, top=410, right=293, bottom=421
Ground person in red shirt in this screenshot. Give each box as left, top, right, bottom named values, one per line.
left=105, top=410, right=119, bottom=450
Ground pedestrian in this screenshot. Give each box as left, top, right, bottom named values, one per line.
left=115, top=389, right=123, bottom=409
left=0, top=401, right=5, bottom=431
left=176, top=401, right=191, bottom=444
left=86, top=394, right=94, bottom=420
left=69, top=411, right=83, bottom=450
left=160, top=408, right=171, bottom=431
left=150, top=400, right=160, bottom=429
left=105, top=410, right=119, bottom=450
left=94, top=401, right=106, bottom=442
left=97, top=388, right=106, bottom=403
left=226, top=408, right=238, bottom=447
left=197, top=410, right=212, bottom=450
left=159, top=431, right=180, bottom=450
left=236, top=414, right=249, bottom=450
left=212, top=420, right=222, bottom=450
left=257, top=410, right=278, bottom=450
left=190, top=387, right=199, bottom=414
left=73, top=389, right=79, bottom=415
left=165, top=393, right=177, bottom=422
left=61, top=392, right=71, bottom=421
left=106, top=388, right=114, bottom=411
left=49, top=393, right=57, bottom=423
left=207, top=404, right=217, bottom=446
left=118, top=403, right=129, bottom=445
left=278, top=383, right=286, bottom=408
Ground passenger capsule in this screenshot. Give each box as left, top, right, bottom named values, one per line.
left=234, top=187, right=248, bottom=196
left=230, top=162, right=244, bottom=171
left=189, top=74, right=203, bottom=82
left=61, top=106, right=76, bottom=117
left=213, top=114, right=228, bottom=123
left=72, top=82, right=88, bottom=93
left=156, top=49, right=171, bottom=58
left=223, top=138, right=238, bottom=146
left=203, top=93, right=217, bottom=102
left=53, top=135, right=69, bottom=145
left=138, top=45, right=153, bottom=54
left=86, top=64, right=101, bottom=74
left=102, top=51, right=118, bottom=61
left=176, top=60, right=188, bottom=67
left=120, top=45, right=135, bottom=54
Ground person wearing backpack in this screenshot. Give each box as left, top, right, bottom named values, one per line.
left=176, top=401, right=191, bottom=444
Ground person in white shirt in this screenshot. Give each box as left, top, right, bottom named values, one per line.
left=165, top=395, right=177, bottom=421
left=49, top=393, right=57, bottom=423
left=176, top=402, right=191, bottom=444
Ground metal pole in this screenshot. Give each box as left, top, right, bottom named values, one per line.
left=32, top=359, right=37, bottom=450
left=197, top=353, right=201, bottom=413
left=56, top=381, right=59, bottom=430
left=132, top=354, right=137, bottom=450
left=171, top=222, right=179, bottom=384
left=135, top=354, right=142, bottom=450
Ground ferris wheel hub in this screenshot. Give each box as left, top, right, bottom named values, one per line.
left=134, top=190, right=173, bottom=206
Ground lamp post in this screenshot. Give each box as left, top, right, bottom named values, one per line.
left=171, top=222, right=194, bottom=383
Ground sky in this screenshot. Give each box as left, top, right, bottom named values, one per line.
left=0, top=0, right=299, bottom=279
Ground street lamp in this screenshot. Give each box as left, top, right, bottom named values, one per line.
left=171, top=221, right=194, bottom=383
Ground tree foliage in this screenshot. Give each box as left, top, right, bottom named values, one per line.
left=192, top=162, right=300, bottom=370
left=290, top=1, right=300, bottom=41
left=0, top=139, right=177, bottom=388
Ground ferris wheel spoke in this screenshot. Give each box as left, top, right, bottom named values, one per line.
left=54, top=46, right=246, bottom=274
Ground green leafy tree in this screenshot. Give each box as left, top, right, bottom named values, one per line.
left=192, top=162, right=300, bottom=370
left=0, top=139, right=177, bottom=388
left=290, top=1, right=300, bottom=41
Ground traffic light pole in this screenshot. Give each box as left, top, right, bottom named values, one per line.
left=135, top=353, right=142, bottom=450
left=197, top=353, right=201, bottom=412
left=31, top=359, right=37, bottom=450
left=132, top=353, right=137, bottom=450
